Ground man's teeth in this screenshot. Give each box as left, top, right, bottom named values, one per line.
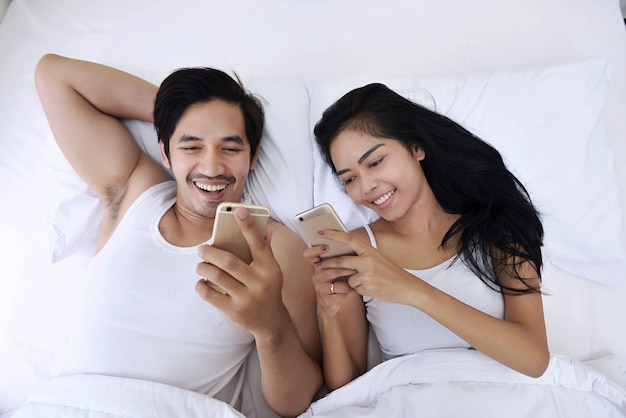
left=373, top=190, right=394, bottom=205
left=196, top=183, right=226, bottom=192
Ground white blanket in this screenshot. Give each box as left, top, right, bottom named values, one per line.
left=5, top=350, right=625, bottom=418
left=6, top=374, right=245, bottom=418
left=300, top=349, right=626, bottom=418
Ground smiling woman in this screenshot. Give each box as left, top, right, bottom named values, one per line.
left=306, top=82, right=548, bottom=393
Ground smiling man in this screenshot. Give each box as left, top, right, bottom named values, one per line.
left=35, top=54, right=322, bottom=418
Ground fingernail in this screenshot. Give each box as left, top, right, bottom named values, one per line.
left=236, top=208, right=248, bottom=219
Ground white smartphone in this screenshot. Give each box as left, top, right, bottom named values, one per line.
left=294, top=203, right=356, bottom=259
left=209, top=202, right=270, bottom=264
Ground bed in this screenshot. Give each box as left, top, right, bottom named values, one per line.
left=1, top=0, right=625, bottom=417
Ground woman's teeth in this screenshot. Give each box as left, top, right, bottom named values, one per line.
left=373, top=190, right=394, bottom=205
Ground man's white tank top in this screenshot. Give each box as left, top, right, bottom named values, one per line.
left=361, top=224, right=504, bottom=361
left=58, top=181, right=254, bottom=407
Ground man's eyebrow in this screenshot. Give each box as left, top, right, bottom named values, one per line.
left=336, top=143, right=385, bottom=176
left=176, top=134, right=245, bottom=145
left=222, top=135, right=245, bottom=145
left=178, top=134, right=200, bottom=143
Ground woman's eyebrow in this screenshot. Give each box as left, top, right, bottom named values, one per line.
left=358, top=143, right=385, bottom=164
left=336, top=143, right=385, bottom=176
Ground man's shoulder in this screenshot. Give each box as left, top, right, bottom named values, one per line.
left=268, top=218, right=298, bottom=239
left=131, top=180, right=176, bottom=207
left=268, top=218, right=307, bottom=252
left=267, top=218, right=313, bottom=282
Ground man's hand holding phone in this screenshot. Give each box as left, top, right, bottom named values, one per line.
left=208, top=202, right=270, bottom=264
left=196, top=202, right=286, bottom=335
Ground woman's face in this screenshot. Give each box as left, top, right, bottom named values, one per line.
left=330, top=129, right=426, bottom=221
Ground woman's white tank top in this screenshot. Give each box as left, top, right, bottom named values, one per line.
left=361, top=224, right=504, bottom=361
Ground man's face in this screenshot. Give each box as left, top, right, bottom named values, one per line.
left=160, top=100, right=256, bottom=219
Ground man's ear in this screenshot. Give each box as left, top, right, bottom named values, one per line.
left=160, top=141, right=171, bottom=168
left=249, top=145, right=260, bottom=171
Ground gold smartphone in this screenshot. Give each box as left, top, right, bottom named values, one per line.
left=294, top=203, right=356, bottom=259
left=209, top=202, right=270, bottom=264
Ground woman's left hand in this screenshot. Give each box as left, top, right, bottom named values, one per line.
left=316, top=229, right=423, bottom=305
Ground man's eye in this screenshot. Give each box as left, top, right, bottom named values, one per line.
left=222, top=147, right=243, bottom=154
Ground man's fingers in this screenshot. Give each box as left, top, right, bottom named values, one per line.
left=234, top=207, right=270, bottom=257
left=198, top=243, right=240, bottom=272
left=195, top=278, right=228, bottom=301
left=196, top=253, right=242, bottom=294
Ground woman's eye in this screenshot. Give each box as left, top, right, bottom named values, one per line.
left=369, top=157, right=383, bottom=168
left=342, top=176, right=355, bottom=186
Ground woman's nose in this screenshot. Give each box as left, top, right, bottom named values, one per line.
left=360, top=172, right=378, bottom=195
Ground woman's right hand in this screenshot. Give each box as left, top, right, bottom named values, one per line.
left=303, top=245, right=357, bottom=317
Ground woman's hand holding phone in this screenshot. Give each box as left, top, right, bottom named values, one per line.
left=294, top=203, right=355, bottom=259
left=295, top=203, right=358, bottom=316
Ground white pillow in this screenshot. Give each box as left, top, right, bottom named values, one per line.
left=308, top=58, right=626, bottom=287
left=47, top=77, right=313, bottom=262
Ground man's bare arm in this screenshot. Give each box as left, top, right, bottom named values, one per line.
left=257, top=221, right=323, bottom=416
left=196, top=215, right=323, bottom=417
left=35, top=54, right=168, bottom=209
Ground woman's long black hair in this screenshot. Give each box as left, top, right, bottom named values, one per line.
left=314, top=83, right=544, bottom=294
